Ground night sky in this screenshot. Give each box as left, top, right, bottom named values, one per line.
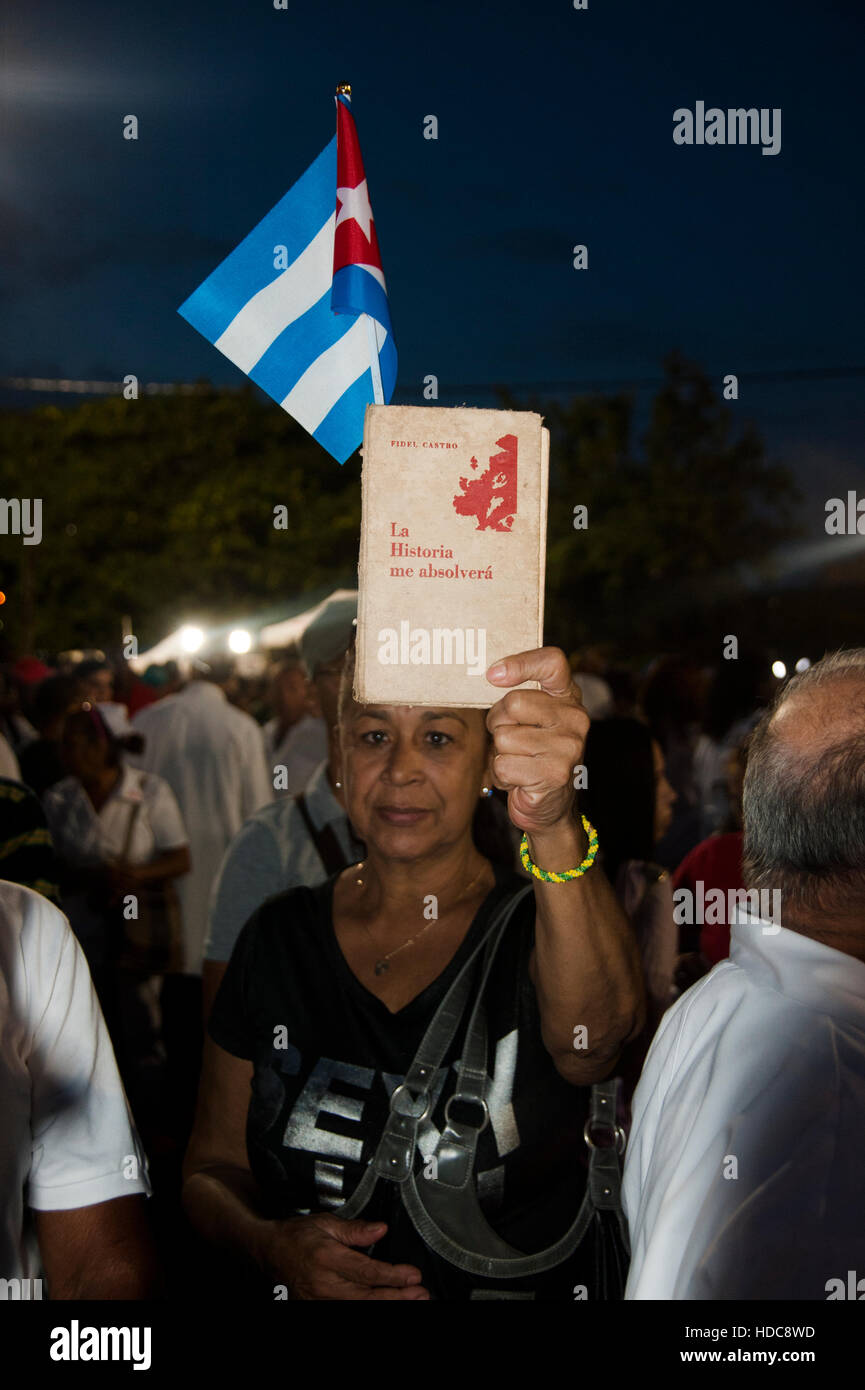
left=2, top=0, right=863, bottom=533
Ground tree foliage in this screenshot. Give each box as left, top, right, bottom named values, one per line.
left=514, top=351, right=800, bottom=656
left=0, top=385, right=361, bottom=653
left=0, top=356, right=799, bottom=661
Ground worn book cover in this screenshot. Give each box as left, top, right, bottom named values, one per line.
left=355, top=404, right=549, bottom=707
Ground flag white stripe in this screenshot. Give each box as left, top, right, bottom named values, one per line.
left=281, top=314, right=375, bottom=432
left=353, top=263, right=387, bottom=294
left=214, top=213, right=336, bottom=374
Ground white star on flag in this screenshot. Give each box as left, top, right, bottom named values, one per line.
left=335, top=178, right=374, bottom=241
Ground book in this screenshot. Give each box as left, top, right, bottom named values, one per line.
left=355, top=404, right=549, bottom=707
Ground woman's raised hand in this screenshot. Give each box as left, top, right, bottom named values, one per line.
left=486, top=646, right=588, bottom=836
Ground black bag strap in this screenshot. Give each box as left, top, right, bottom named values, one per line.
left=339, top=885, right=531, bottom=1219
left=340, top=880, right=630, bottom=1276
left=294, top=793, right=355, bottom=877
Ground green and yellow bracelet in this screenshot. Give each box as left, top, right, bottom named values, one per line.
left=519, top=815, right=600, bottom=882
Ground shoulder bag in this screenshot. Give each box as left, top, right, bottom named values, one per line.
left=338, top=885, right=630, bottom=1294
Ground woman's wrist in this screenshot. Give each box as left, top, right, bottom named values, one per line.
left=525, top=817, right=588, bottom=874
left=251, top=1212, right=305, bottom=1282
left=250, top=1213, right=282, bottom=1276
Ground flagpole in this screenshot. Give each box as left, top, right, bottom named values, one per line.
left=365, top=314, right=384, bottom=404
left=336, top=83, right=385, bottom=407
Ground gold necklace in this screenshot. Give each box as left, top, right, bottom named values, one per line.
left=354, top=860, right=490, bottom=975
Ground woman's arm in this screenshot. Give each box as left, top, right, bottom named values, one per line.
left=182, top=1037, right=278, bottom=1269
left=487, top=647, right=645, bottom=1086
left=183, top=1038, right=428, bottom=1299
left=527, top=817, right=645, bottom=1084
left=123, top=846, right=191, bottom=884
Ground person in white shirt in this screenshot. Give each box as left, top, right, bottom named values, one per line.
left=262, top=650, right=327, bottom=797
left=131, top=661, right=272, bottom=1142
left=202, top=597, right=361, bottom=1018
left=44, top=706, right=190, bottom=978
left=0, top=880, right=155, bottom=1296
left=44, top=704, right=191, bottom=1138
left=131, top=663, right=272, bottom=976
left=623, top=648, right=865, bottom=1299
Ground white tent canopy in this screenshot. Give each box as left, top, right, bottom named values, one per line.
left=259, top=589, right=356, bottom=649
left=130, top=588, right=357, bottom=672
left=128, top=627, right=193, bottom=671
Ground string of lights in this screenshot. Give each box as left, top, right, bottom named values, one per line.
left=1, top=365, right=863, bottom=396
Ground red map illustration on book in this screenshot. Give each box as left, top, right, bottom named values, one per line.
left=452, top=433, right=517, bottom=532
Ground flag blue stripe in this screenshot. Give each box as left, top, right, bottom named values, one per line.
left=178, top=139, right=337, bottom=344
left=249, top=286, right=351, bottom=404
left=250, top=286, right=397, bottom=428
left=332, top=264, right=394, bottom=336
left=312, top=370, right=376, bottom=463
left=378, top=327, right=398, bottom=400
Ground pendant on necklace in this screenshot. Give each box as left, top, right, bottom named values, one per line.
left=374, top=960, right=389, bottom=976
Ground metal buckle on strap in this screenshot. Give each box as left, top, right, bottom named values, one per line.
left=583, top=1118, right=626, bottom=1155
left=444, top=1094, right=489, bottom=1133
left=390, top=1082, right=432, bottom=1123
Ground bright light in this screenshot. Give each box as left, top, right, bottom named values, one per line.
left=772, top=660, right=787, bottom=679
left=795, top=657, right=811, bottom=673
left=228, top=629, right=252, bottom=654
left=180, top=625, right=205, bottom=653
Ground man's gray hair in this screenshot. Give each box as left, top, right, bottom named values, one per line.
left=742, top=649, right=865, bottom=917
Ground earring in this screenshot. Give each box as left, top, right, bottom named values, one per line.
left=480, top=786, right=494, bottom=798
left=334, top=779, right=343, bottom=789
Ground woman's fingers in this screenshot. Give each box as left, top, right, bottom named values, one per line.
left=492, top=753, right=567, bottom=793
left=332, top=1245, right=424, bottom=1287
left=317, top=1218, right=427, bottom=1294
left=279, top=1214, right=430, bottom=1299
left=357, top=1284, right=431, bottom=1300
left=491, top=723, right=581, bottom=761
left=487, top=687, right=584, bottom=733
left=486, top=646, right=576, bottom=700
left=321, top=1248, right=430, bottom=1299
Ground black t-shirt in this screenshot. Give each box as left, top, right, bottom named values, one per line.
left=209, top=865, right=619, bottom=1300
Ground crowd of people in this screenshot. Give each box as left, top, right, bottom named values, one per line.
left=0, top=603, right=862, bottom=1301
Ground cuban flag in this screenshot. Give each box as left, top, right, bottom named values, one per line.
left=178, top=92, right=396, bottom=464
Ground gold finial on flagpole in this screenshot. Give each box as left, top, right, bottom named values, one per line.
left=336, top=83, right=351, bottom=97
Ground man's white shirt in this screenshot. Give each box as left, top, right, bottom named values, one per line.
left=131, top=682, right=272, bottom=973
left=204, top=758, right=360, bottom=963
left=263, top=713, right=327, bottom=798
left=0, top=883, right=149, bottom=1283
left=623, top=912, right=865, bottom=1299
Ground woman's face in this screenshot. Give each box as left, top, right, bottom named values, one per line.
left=61, top=722, right=110, bottom=781
left=340, top=700, right=491, bottom=862
left=652, top=739, right=677, bottom=842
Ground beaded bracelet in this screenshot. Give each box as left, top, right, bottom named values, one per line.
left=519, top=815, right=600, bottom=882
